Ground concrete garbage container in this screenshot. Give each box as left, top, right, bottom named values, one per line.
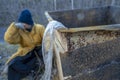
left=46, top=6, right=120, bottom=80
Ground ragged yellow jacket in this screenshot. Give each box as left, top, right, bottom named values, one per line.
left=4, top=22, right=45, bottom=64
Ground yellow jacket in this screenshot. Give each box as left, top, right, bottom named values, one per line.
left=4, top=22, right=45, bottom=64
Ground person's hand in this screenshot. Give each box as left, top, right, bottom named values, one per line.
left=15, top=23, right=24, bottom=29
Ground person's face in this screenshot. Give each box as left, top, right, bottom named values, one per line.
left=23, top=23, right=32, bottom=32
left=23, top=23, right=32, bottom=29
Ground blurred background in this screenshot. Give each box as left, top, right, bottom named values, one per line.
left=0, top=0, right=120, bottom=42
left=0, top=0, right=120, bottom=27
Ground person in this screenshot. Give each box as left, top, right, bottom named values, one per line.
left=4, top=9, right=45, bottom=80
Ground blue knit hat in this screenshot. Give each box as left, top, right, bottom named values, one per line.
left=18, top=9, right=34, bottom=25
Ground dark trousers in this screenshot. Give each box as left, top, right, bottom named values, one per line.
left=8, top=46, right=44, bottom=80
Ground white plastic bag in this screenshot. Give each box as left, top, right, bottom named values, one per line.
left=41, top=20, right=66, bottom=80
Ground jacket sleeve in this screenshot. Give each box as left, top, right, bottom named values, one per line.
left=4, top=22, right=21, bottom=44
left=40, top=25, right=45, bottom=39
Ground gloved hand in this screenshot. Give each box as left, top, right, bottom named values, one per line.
left=15, top=23, right=24, bottom=29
